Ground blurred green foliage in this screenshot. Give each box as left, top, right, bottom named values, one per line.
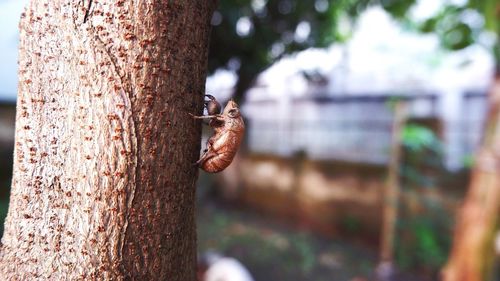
left=418, top=5, right=476, bottom=50
left=396, top=212, right=451, bottom=270
left=417, top=0, right=499, bottom=53
left=340, top=214, right=363, bottom=235
left=396, top=123, right=452, bottom=274
left=401, top=123, right=444, bottom=188
left=402, top=124, right=439, bottom=153
left=461, top=153, right=475, bottom=169
left=197, top=203, right=376, bottom=281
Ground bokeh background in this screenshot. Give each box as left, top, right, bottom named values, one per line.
left=1, top=0, right=499, bottom=280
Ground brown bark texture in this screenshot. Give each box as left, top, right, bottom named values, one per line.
left=0, top=0, right=215, bottom=280
left=442, top=75, right=500, bottom=281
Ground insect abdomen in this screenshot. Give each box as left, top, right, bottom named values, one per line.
left=201, top=152, right=235, bottom=173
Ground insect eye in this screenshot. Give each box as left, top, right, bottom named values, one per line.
left=228, top=108, right=239, bottom=117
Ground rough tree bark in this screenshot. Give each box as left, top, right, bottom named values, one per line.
left=0, top=0, right=216, bottom=280
left=442, top=73, right=500, bottom=281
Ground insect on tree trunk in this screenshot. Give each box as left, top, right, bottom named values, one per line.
left=0, top=0, right=216, bottom=280
left=442, top=72, right=500, bottom=281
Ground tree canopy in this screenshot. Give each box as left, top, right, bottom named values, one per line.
left=418, top=0, right=498, bottom=54
left=208, top=0, right=499, bottom=101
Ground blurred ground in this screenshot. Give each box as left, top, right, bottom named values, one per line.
left=196, top=196, right=431, bottom=281
left=197, top=199, right=374, bottom=281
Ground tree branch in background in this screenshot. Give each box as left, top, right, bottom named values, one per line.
left=377, top=102, right=407, bottom=281
left=442, top=73, right=500, bottom=281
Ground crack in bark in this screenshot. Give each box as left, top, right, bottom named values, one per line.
left=83, top=0, right=92, bottom=24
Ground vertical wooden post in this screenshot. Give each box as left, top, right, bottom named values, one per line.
left=377, top=102, right=407, bottom=280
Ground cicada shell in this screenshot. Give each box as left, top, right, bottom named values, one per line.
left=191, top=99, right=244, bottom=173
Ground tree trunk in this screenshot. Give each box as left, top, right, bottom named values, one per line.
left=442, top=74, right=500, bottom=281
left=0, top=0, right=216, bottom=280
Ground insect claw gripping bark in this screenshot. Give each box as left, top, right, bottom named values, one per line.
left=204, top=94, right=221, bottom=116
left=191, top=96, right=245, bottom=173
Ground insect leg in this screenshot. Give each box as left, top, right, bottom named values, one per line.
left=189, top=113, right=225, bottom=123
left=189, top=113, right=220, bottom=119
left=195, top=149, right=218, bottom=166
